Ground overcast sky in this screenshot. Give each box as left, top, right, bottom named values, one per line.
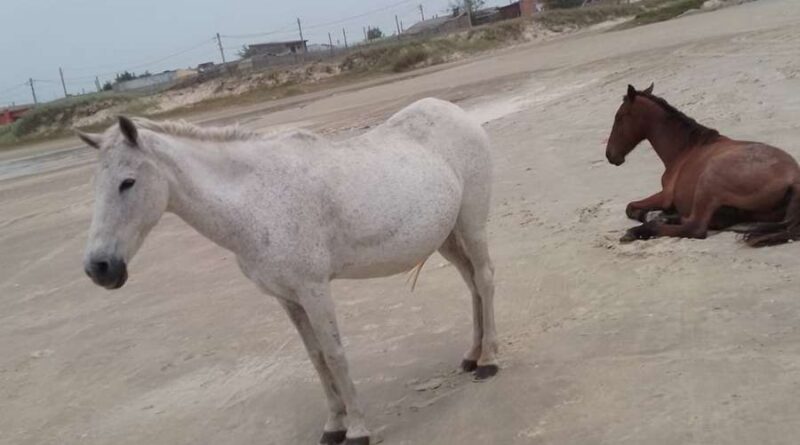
left=1, top=0, right=510, bottom=107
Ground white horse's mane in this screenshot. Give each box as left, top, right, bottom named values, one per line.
left=132, top=117, right=263, bottom=143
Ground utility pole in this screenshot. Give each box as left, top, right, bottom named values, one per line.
left=395, top=15, right=401, bottom=39
left=419, top=4, right=425, bottom=21
left=297, top=18, right=306, bottom=54
left=95, top=76, right=102, bottom=92
left=363, top=26, right=368, bottom=42
left=28, top=78, right=38, bottom=105
left=465, top=0, right=474, bottom=27
left=401, top=20, right=405, bottom=33
left=342, top=28, right=348, bottom=49
left=216, top=33, right=226, bottom=64
left=59, top=67, right=68, bottom=97
left=328, top=32, right=334, bottom=57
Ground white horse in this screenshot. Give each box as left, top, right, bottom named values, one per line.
left=79, top=98, right=497, bottom=445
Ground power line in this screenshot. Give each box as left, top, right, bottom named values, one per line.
left=0, top=82, right=29, bottom=95
left=110, top=38, right=216, bottom=73
left=64, top=38, right=216, bottom=80
left=303, top=0, right=416, bottom=30
left=49, top=1, right=425, bottom=86
left=220, top=24, right=297, bottom=40
left=2, top=0, right=447, bottom=108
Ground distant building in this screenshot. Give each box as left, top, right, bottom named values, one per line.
left=0, top=105, right=31, bottom=126
left=246, top=40, right=308, bottom=57
left=307, top=43, right=334, bottom=53
left=197, top=62, right=216, bottom=73
left=496, top=0, right=544, bottom=21
left=473, top=7, right=503, bottom=25
left=405, top=0, right=542, bottom=36
left=521, top=0, right=545, bottom=16
left=112, top=69, right=197, bottom=94
left=404, top=12, right=470, bottom=36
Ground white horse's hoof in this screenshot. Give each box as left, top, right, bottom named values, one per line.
left=461, top=359, right=478, bottom=373
left=474, top=364, right=499, bottom=381
left=320, top=430, right=347, bottom=444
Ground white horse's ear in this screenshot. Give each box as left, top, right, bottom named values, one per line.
left=118, top=116, right=138, bottom=147
left=643, top=82, right=654, bottom=94
left=76, top=130, right=102, bottom=149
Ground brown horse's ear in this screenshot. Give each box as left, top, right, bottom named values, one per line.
left=627, top=84, right=637, bottom=102
left=118, top=116, right=139, bottom=147
left=643, top=83, right=654, bottom=94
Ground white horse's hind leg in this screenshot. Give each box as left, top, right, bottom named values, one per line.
left=296, top=283, right=371, bottom=445
left=461, top=228, right=498, bottom=380
left=279, top=300, right=348, bottom=445
left=438, top=233, right=483, bottom=373
left=451, top=195, right=498, bottom=379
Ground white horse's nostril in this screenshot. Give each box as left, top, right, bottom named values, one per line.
left=85, top=257, right=127, bottom=289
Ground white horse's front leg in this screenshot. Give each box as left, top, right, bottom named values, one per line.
left=279, top=299, right=348, bottom=445
left=297, top=283, right=371, bottom=445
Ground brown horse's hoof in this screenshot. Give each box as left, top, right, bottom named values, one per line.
left=320, top=430, right=347, bottom=445
left=461, top=359, right=478, bottom=373
left=626, top=205, right=647, bottom=222
left=474, top=364, right=499, bottom=381
left=621, top=224, right=655, bottom=243
left=344, top=437, right=370, bottom=445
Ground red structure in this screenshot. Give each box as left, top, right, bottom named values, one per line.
left=520, top=0, right=540, bottom=17
left=498, top=0, right=542, bottom=20
left=0, top=106, right=31, bottom=126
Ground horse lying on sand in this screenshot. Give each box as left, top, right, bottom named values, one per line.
left=606, top=83, right=800, bottom=247
left=78, top=98, right=497, bottom=445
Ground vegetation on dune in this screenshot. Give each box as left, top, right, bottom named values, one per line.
left=367, top=27, right=385, bottom=40
left=340, top=40, right=455, bottom=74
left=617, top=0, right=708, bottom=29
left=535, top=4, right=644, bottom=29
left=2, top=0, right=732, bottom=149
left=340, top=20, right=533, bottom=74
left=337, top=0, right=657, bottom=76
left=540, top=0, right=718, bottom=29
left=0, top=93, right=142, bottom=148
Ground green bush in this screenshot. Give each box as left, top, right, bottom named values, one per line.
left=391, top=46, right=430, bottom=72
left=536, top=3, right=645, bottom=29
left=12, top=93, right=134, bottom=138
left=631, top=0, right=706, bottom=25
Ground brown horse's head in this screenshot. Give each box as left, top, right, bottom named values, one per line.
left=605, top=83, right=654, bottom=166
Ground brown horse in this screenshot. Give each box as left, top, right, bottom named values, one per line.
left=605, top=84, right=800, bottom=247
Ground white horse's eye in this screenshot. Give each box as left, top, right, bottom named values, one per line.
left=119, top=179, right=136, bottom=193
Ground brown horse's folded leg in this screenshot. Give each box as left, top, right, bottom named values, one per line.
left=744, top=184, right=800, bottom=247
left=645, top=210, right=680, bottom=224
left=745, top=231, right=793, bottom=247
left=621, top=220, right=710, bottom=242
left=621, top=195, right=718, bottom=242
left=626, top=191, right=667, bottom=222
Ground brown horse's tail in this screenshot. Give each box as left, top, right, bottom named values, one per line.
left=744, top=182, right=800, bottom=247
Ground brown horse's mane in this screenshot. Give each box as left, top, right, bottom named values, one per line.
left=639, top=92, right=721, bottom=146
